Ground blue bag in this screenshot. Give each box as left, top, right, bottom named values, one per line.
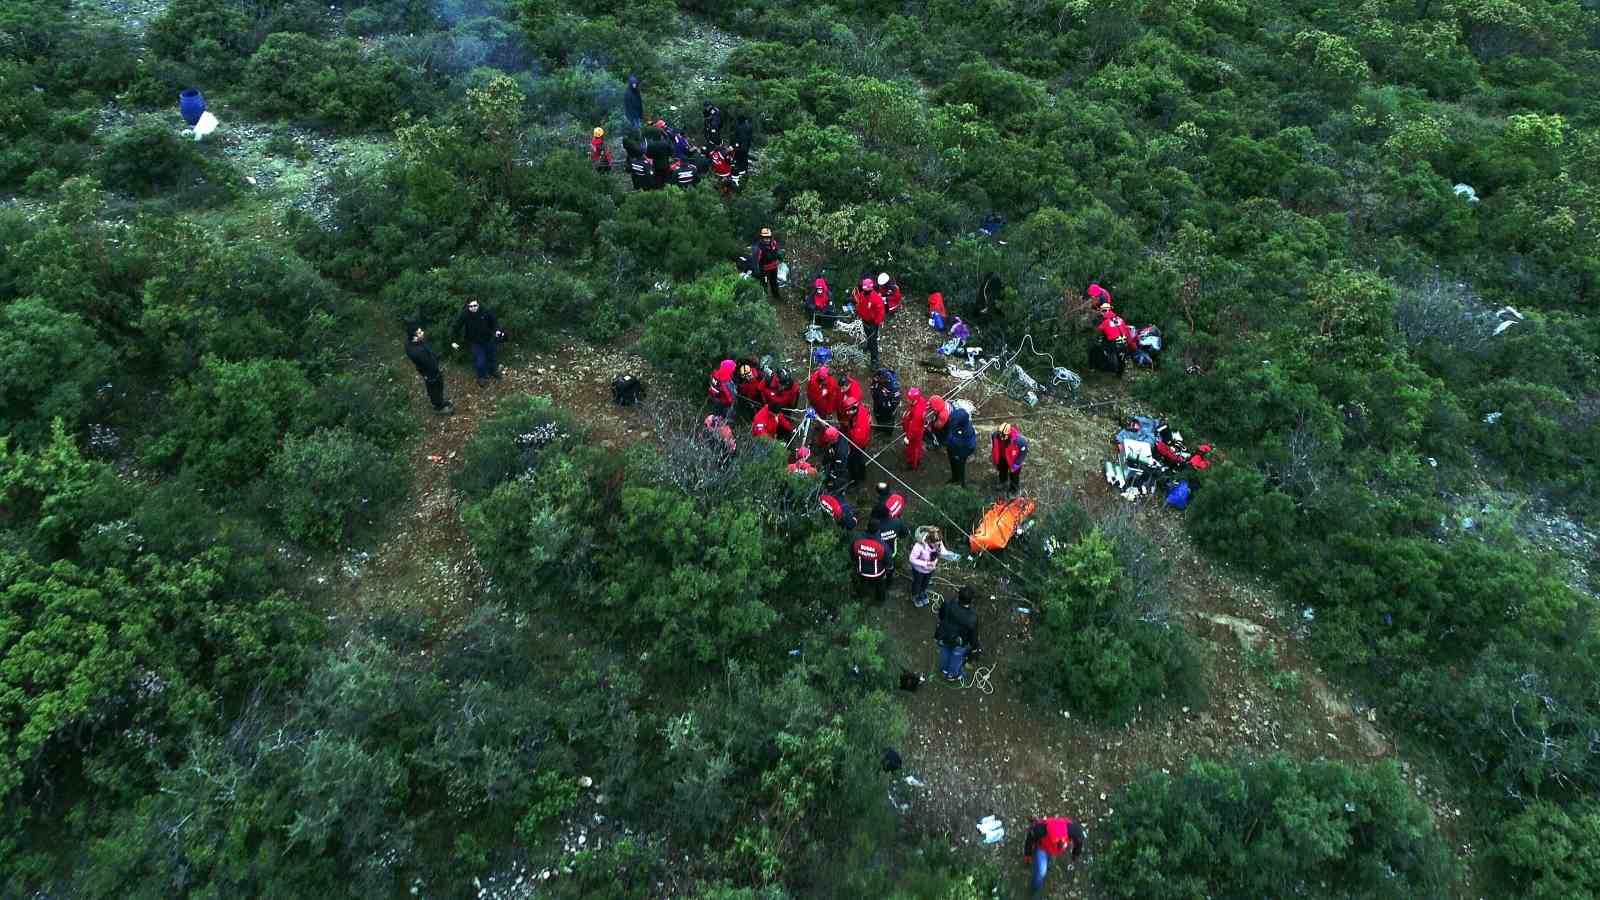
left=1165, top=480, right=1191, bottom=510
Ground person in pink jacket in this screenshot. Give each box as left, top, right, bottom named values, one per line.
left=907, top=527, right=943, bottom=608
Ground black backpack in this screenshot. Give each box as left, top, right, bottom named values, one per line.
left=612, top=374, right=645, bottom=406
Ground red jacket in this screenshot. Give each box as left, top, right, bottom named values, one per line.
left=902, top=395, right=927, bottom=469
left=753, top=405, right=794, bottom=439
left=589, top=138, right=611, bottom=167
left=842, top=402, right=872, bottom=449
left=991, top=430, right=1028, bottom=471
left=1036, top=817, right=1077, bottom=859
left=855, top=288, right=885, bottom=327
left=807, top=369, right=840, bottom=417
left=928, top=292, right=947, bottom=318
left=708, top=375, right=734, bottom=408
left=852, top=536, right=889, bottom=578
left=881, top=281, right=902, bottom=313
left=756, top=238, right=782, bottom=273
left=735, top=365, right=765, bottom=405
left=763, top=374, right=799, bottom=409
left=840, top=376, right=863, bottom=410
left=1097, top=312, right=1130, bottom=345
left=709, top=148, right=732, bottom=177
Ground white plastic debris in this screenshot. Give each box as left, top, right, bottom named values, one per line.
left=193, top=111, right=219, bottom=140
left=777, top=262, right=790, bottom=285
left=977, top=815, right=1005, bottom=843
left=1483, top=411, right=1503, bottom=425
left=1452, top=183, right=1479, bottom=203
left=904, top=775, right=925, bottom=787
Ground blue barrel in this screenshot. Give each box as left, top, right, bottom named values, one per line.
left=179, top=89, right=207, bottom=127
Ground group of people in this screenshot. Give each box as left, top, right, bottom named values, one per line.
left=401, top=299, right=508, bottom=414
left=592, top=75, right=755, bottom=196
left=1106, top=414, right=1215, bottom=500
left=1085, top=283, right=1163, bottom=375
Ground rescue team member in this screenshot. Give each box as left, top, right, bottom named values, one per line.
left=1023, top=816, right=1086, bottom=897
left=707, top=359, right=736, bottom=420
left=807, top=366, right=840, bottom=417
left=851, top=528, right=890, bottom=604
left=839, top=395, right=873, bottom=485
left=763, top=368, right=799, bottom=409
left=755, top=227, right=783, bottom=299
left=877, top=272, right=903, bottom=316
left=752, top=401, right=794, bottom=440
left=991, top=423, right=1029, bottom=494
left=901, top=387, right=928, bottom=470
left=788, top=446, right=817, bottom=475
left=929, top=395, right=977, bottom=486
left=734, top=360, right=765, bottom=410
left=854, top=276, right=885, bottom=366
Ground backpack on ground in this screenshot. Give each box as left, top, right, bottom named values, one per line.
left=612, top=374, right=645, bottom=406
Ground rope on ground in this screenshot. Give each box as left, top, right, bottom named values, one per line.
left=959, top=662, right=996, bottom=695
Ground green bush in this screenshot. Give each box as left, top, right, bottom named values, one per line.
left=636, top=270, right=782, bottom=393
left=1495, top=800, right=1600, bottom=899
left=600, top=189, right=743, bottom=285
left=141, top=356, right=314, bottom=487
left=0, top=297, right=112, bottom=446
left=267, top=427, right=406, bottom=548
left=97, top=121, right=236, bottom=205
left=1099, top=755, right=1455, bottom=898
left=1022, top=529, right=1200, bottom=724
left=451, top=394, right=580, bottom=499
left=243, top=33, right=419, bottom=126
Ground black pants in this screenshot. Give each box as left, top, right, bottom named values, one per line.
left=948, top=448, right=970, bottom=485
left=858, top=573, right=888, bottom=604
left=864, top=323, right=880, bottom=365
left=760, top=268, right=780, bottom=299
left=422, top=374, right=448, bottom=410
left=996, top=464, right=1019, bottom=492
left=734, top=146, right=749, bottom=174
left=847, top=445, right=866, bottom=484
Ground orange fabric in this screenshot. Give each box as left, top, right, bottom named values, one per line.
left=968, top=498, right=1037, bottom=554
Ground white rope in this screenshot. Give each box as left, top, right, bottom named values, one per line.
left=959, top=663, right=996, bottom=695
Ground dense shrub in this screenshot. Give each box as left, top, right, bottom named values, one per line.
left=267, top=427, right=406, bottom=548
left=1100, top=755, right=1455, bottom=898
left=141, top=356, right=314, bottom=487
left=636, top=269, right=783, bottom=392
left=98, top=121, right=236, bottom=206
left=1494, top=800, right=1600, bottom=899
left=0, top=298, right=113, bottom=446
left=244, top=33, right=419, bottom=126
left=1022, top=529, right=1201, bottom=723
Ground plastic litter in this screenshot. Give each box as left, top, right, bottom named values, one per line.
left=193, top=111, right=219, bottom=141
left=904, top=775, right=925, bottom=787
left=1452, top=183, right=1479, bottom=203
left=1483, top=411, right=1502, bottom=425
left=977, top=815, right=1005, bottom=843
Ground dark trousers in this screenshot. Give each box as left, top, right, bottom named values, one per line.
left=996, top=464, right=1020, bottom=492
left=863, top=323, right=880, bottom=365
left=847, top=445, right=866, bottom=484
left=948, top=448, right=971, bottom=485
left=470, top=341, right=497, bottom=379
left=760, top=268, right=780, bottom=299
left=422, top=374, right=448, bottom=410
left=734, top=146, right=749, bottom=174
left=910, top=569, right=932, bottom=600
left=858, top=573, right=888, bottom=604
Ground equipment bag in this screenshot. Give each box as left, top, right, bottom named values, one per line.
left=611, top=374, right=645, bottom=406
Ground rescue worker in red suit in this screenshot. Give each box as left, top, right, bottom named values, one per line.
left=588, top=127, right=612, bottom=173
left=851, top=529, right=890, bottom=604
left=808, top=278, right=832, bottom=318
left=1023, top=816, right=1086, bottom=897
left=752, top=401, right=794, bottom=440
left=839, top=371, right=864, bottom=411
left=877, top=272, right=903, bottom=316
left=702, top=415, right=736, bottom=458
left=928, top=291, right=949, bottom=332
left=734, top=360, right=764, bottom=413
left=901, top=387, right=928, bottom=470
left=807, top=365, right=840, bottom=417
left=707, top=359, right=736, bottom=420
left=853, top=277, right=886, bottom=366
left=788, top=446, right=817, bottom=476
left=755, top=227, right=783, bottom=300
left=839, top=396, right=873, bottom=485
left=990, top=423, right=1029, bottom=494
left=762, top=368, right=799, bottom=410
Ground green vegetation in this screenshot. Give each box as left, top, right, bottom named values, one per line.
left=3, top=0, right=1599, bottom=893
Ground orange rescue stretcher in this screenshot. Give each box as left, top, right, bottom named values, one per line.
left=968, top=497, right=1037, bottom=555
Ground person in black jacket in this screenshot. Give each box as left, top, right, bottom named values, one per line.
left=404, top=322, right=452, bottom=415
left=451, top=298, right=503, bottom=386
left=623, top=75, right=643, bottom=134
left=754, top=227, right=783, bottom=299
left=622, top=136, right=655, bottom=191
left=702, top=101, right=723, bottom=148
left=645, top=126, right=673, bottom=180
left=732, top=113, right=753, bottom=176
left=934, top=588, right=980, bottom=681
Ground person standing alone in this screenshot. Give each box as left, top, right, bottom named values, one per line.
left=623, top=75, right=644, bottom=134
left=451, top=299, right=503, bottom=386
left=755, top=227, right=783, bottom=300
left=933, top=587, right=979, bottom=681
left=404, top=322, right=452, bottom=415
left=1023, top=816, right=1086, bottom=897
left=991, top=423, right=1029, bottom=494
